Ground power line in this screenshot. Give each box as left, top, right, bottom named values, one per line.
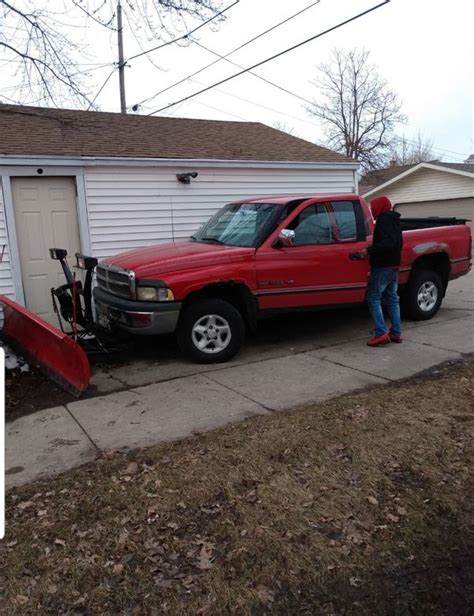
left=191, top=39, right=314, bottom=106
left=395, top=138, right=469, bottom=159
left=148, top=1, right=390, bottom=116
left=188, top=77, right=318, bottom=127
left=0, top=62, right=115, bottom=95
left=87, top=68, right=117, bottom=110
left=126, top=0, right=240, bottom=63
left=190, top=98, right=249, bottom=121
left=134, top=0, right=321, bottom=108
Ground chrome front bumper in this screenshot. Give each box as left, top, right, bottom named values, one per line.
left=93, top=287, right=181, bottom=335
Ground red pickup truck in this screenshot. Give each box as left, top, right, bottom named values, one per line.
left=93, top=194, right=471, bottom=362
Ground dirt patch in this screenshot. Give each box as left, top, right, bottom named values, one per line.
left=1, top=362, right=473, bottom=614
left=4, top=333, right=179, bottom=421
left=6, top=367, right=75, bottom=422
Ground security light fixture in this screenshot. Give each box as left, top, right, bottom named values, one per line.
left=176, top=171, right=198, bottom=184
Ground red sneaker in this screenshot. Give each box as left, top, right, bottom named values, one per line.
left=367, top=333, right=390, bottom=347
left=389, top=333, right=403, bottom=343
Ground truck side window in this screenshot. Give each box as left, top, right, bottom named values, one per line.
left=330, top=201, right=357, bottom=240
left=330, top=200, right=366, bottom=241
left=290, top=204, right=333, bottom=245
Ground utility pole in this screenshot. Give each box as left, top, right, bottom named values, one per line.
left=117, top=1, right=127, bottom=113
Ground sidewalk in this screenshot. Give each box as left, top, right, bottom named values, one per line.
left=6, top=274, right=473, bottom=489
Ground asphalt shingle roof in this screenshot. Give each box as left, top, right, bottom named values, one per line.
left=432, top=162, right=474, bottom=174
left=0, top=104, right=350, bottom=163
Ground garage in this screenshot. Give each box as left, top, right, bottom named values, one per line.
left=0, top=103, right=359, bottom=316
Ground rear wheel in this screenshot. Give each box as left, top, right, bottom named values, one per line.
left=177, top=298, right=245, bottom=363
left=404, top=269, right=443, bottom=320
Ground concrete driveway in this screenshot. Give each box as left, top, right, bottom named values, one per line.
left=6, top=272, right=473, bottom=488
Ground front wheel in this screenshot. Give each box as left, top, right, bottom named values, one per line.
left=177, top=298, right=245, bottom=363
left=404, top=269, right=443, bottom=320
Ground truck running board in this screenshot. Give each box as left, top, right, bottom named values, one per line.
left=0, top=294, right=90, bottom=397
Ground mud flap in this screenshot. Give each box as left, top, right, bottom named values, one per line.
left=0, top=295, right=90, bottom=397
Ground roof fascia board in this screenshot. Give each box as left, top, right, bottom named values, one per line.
left=421, top=162, right=474, bottom=179
left=0, top=154, right=359, bottom=170
left=364, top=162, right=474, bottom=197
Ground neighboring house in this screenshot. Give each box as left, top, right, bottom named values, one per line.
left=362, top=161, right=474, bottom=222
left=0, top=104, right=358, bottom=322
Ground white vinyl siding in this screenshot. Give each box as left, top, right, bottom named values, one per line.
left=85, top=165, right=355, bottom=259
left=0, top=178, right=15, bottom=298
left=369, top=168, right=474, bottom=205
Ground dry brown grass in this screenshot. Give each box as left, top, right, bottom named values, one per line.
left=1, top=361, right=473, bottom=615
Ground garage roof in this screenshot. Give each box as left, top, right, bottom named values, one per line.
left=0, top=104, right=351, bottom=163
left=363, top=161, right=474, bottom=198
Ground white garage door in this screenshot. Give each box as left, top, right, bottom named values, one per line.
left=12, top=177, right=81, bottom=324
left=395, top=197, right=473, bottom=221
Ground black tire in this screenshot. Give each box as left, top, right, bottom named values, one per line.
left=404, top=269, right=443, bottom=320
left=177, top=298, right=245, bottom=363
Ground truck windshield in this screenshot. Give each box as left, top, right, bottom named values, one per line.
left=192, top=202, right=284, bottom=248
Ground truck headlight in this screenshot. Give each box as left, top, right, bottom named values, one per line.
left=136, top=287, right=175, bottom=302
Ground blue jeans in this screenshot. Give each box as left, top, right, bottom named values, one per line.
left=367, top=268, right=402, bottom=337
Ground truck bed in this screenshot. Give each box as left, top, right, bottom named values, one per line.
left=401, top=217, right=470, bottom=231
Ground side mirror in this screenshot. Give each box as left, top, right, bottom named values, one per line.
left=276, top=229, right=295, bottom=248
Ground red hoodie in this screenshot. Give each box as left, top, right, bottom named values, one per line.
left=370, top=195, right=393, bottom=219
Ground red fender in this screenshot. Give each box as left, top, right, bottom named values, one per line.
left=0, top=295, right=90, bottom=397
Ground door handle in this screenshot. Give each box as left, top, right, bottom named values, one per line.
left=349, top=252, right=366, bottom=261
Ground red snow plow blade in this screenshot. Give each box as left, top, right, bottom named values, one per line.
left=0, top=294, right=90, bottom=397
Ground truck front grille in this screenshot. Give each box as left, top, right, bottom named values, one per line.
left=96, top=264, right=135, bottom=299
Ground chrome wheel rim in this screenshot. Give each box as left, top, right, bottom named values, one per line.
left=191, top=314, right=231, bottom=354
left=417, top=281, right=438, bottom=312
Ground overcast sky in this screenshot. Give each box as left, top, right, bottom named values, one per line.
left=6, top=0, right=474, bottom=163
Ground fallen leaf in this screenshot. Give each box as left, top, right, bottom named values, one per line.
left=386, top=513, right=400, bottom=523
left=256, top=586, right=275, bottom=603
left=197, top=543, right=214, bottom=570
left=396, top=506, right=407, bottom=516
left=54, top=538, right=66, bottom=547
left=113, top=564, right=124, bottom=575
left=118, top=531, right=128, bottom=546
left=367, top=496, right=378, bottom=506
left=14, top=595, right=29, bottom=606
left=154, top=577, right=173, bottom=589
left=124, top=462, right=139, bottom=475
left=17, top=501, right=34, bottom=511
left=349, top=576, right=362, bottom=587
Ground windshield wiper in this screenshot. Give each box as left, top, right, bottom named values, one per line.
left=199, top=237, right=224, bottom=244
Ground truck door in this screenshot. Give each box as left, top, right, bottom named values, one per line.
left=255, top=199, right=370, bottom=310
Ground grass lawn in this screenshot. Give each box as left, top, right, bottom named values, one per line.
left=1, top=361, right=473, bottom=615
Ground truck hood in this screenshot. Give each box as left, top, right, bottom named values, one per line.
left=101, top=240, right=255, bottom=279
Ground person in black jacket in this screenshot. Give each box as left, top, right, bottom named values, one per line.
left=362, top=196, right=403, bottom=346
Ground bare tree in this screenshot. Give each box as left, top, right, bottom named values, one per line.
left=0, top=0, right=226, bottom=108
left=307, top=49, right=406, bottom=170
left=389, top=132, right=438, bottom=165
left=272, top=121, right=295, bottom=135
